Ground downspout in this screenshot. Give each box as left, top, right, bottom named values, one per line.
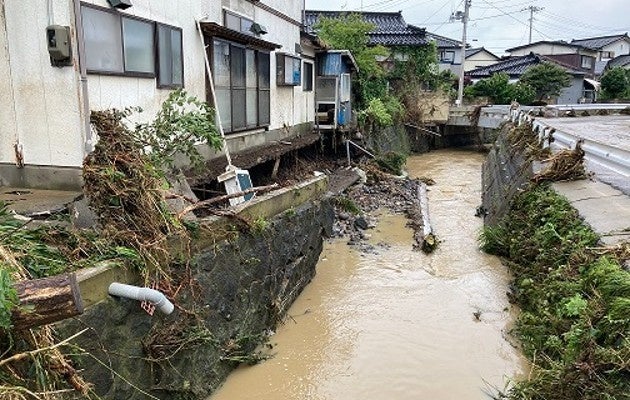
left=108, top=282, right=175, bottom=315
left=72, top=0, right=92, bottom=154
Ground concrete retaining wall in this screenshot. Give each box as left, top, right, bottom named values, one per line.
left=56, top=196, right=333, bottom=399
left=481, top=125, right=534, bottom=226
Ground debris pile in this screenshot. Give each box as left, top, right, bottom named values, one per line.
left=532, top=140, right=588, bottom=183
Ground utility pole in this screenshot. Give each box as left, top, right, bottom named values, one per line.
left=452, top=0, right=471, bottom=106
left=524, top=5, right=544, bottom=44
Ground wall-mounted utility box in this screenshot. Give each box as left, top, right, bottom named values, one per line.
left=46, top=25, right=72, bottom=67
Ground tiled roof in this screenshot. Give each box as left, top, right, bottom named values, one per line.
left=571, top=33, right=630, bottom=50
left=607, top=54, right=630, bottom=68
left=425, top=31, right=461, bottom=48
left=465, top=47, right=498, bottom=59
left=467, top=53, right=585, bottom=78
left=304, top=10, right=428, bottom=46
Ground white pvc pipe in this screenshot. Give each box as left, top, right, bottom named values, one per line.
left=108, top=282, right=175, bottom=315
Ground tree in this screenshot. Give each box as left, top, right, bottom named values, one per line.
left=600, top=67, right=630, bottom=99
left=520, top=62, right=571, bottom=101
left=464, top=73, right=534, bottom=104
left=314, top=13, right=388, bottom=82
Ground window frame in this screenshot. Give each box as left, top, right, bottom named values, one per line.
left=440, top=50, right=455, bottom=64
left=276, top=53, right=302, bottom=86
left=302, top=61, right=314, bottom=92
left=580, top=55, right=593, bottom=69
left=80, top=2, right=184, bottom=88
left=80, top=3, right=156, bottom=78
left=211, top=38, right=270, bottom=134
left=224, top=10, right=254, bottom=36
left=156, top=22, right=184, bottom=89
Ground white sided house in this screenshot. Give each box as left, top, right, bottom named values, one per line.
left=0, top=0, right=316, bottom=190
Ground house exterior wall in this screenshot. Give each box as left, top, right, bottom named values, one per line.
left=464, top=51, right=499, bottom=72
left=599, top=39, right=630, bottom=61
left=438, top=47, right=463, bottom=76
left=557, top=76, right=584, bottom=104
left=545, top=53, right=595, bottom=77
left=0, top=1, right=85, bottom=171
left=0, top=0, right=314, bottom=189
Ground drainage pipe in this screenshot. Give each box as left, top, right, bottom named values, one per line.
left=108, top=283, right=174, bottom=315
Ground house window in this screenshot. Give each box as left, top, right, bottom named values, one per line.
left=224, top=10, right=254, bottom=35
left=80, top=3, right=182, bottom=86
left=276, top=53, right=301, bottom=86
left=581, top=55, right=593, bottom=69
left=600, top=51, right=615, bottom=59
left=122, top=17, right=155, bottom=74
left=303, top=61, right=313, bottom=91
left=157, top=24, right=184, bottom=88
left=212, top=39, right=270, bottom=133
left=440, top=51, right=455, bottom=63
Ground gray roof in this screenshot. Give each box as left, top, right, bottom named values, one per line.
left=506, top=40, right=578, bottom=52
left=304, top=10, right=430, bottom=46
left=607, top=54, right=630, bottom=68
left=467, top=53, right=585, bottom=78
left=425, top=31, right=461, bottom=48
left=465, top=47, right=499, bottom=59
left=571, top=33, right=630, bottom=50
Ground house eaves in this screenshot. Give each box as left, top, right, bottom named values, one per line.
left=506, top=40, right=582, bottom=53
left=199, top=22, right=281, bottom=50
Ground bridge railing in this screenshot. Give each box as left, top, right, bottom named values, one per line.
left=509, top=105, right=630, bottom=177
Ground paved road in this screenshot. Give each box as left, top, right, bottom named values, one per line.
left=541, top=115, right=630, bottom=195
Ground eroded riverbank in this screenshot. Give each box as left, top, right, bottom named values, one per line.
left=210, top=149, right=528, bottom=399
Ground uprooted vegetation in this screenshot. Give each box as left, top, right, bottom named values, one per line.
left=481, top=184, right=630, bottom=399
left=0, top=90, right=240, bottom=398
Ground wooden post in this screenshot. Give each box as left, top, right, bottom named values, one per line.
left=12, top=273, right=84, bottom=330
left=271, top=158, right=281, bottom=180
left=418, top=183, right=437, bottom=253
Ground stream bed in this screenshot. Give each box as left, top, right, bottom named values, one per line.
left=210, top=149, right=528, bottom=399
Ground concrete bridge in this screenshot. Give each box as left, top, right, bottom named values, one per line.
left=447, top=103, right=630, bottom=194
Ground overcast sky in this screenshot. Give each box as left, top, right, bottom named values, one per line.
left=305, top=0, right=630, bottom=56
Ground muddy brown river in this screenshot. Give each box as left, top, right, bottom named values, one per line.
left=210, top=149, right=528, bottom=399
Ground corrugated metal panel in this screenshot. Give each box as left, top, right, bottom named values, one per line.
left=318, top=53, right=342, bottom=76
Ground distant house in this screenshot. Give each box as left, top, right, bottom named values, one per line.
left=464, top=47, right=500, bottom=72
left=466, top=53, right=589, bottom=104
left=606, top=54, right=630, bottom=71
left=0, top=0, right=317, bottom=190
left=571, top=33, right=630, bottom=76
left=304, top=10, right=463, bottom=75
left=506, top=40, right=597, bottom=78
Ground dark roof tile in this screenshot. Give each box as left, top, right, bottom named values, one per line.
left=571, top=33, right=630, bottom=50
left=304, top=10, right=434, bottom=47
left=467, top=53, right=585, bottom=77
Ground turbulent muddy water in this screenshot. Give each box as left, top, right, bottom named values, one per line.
left=210, top=149, right=528, bottom=399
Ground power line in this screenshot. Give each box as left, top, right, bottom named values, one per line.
left=421, top=0, right=456, bottom=24
left=478, top=0, right=551, bottom=40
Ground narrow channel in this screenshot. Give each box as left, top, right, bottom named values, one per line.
left=210, top=149, right=528, bottom=399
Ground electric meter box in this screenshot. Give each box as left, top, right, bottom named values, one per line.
left=46, top=25, right=71, bottom=64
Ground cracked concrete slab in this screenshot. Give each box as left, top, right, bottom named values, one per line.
left=553, top=180, right=630, bottom=245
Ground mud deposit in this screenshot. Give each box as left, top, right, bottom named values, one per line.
left=210, top=149, right=528, bottom=399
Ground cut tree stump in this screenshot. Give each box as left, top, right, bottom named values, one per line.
left=12, top=273, right=84, bottom=330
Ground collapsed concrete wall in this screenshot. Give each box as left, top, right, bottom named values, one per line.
left=57, top=198, right=333, bottom=399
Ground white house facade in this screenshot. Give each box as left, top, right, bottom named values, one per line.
left=0, top=0, right=315, bottom=190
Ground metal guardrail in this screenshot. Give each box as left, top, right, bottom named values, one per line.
left=509, top=107, right=630, bottom=178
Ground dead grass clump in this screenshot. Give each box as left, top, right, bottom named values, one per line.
left=532, top=141, right=588, bottom=183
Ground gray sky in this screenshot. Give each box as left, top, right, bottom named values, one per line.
left=305, top=0, right=630, bottom=56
